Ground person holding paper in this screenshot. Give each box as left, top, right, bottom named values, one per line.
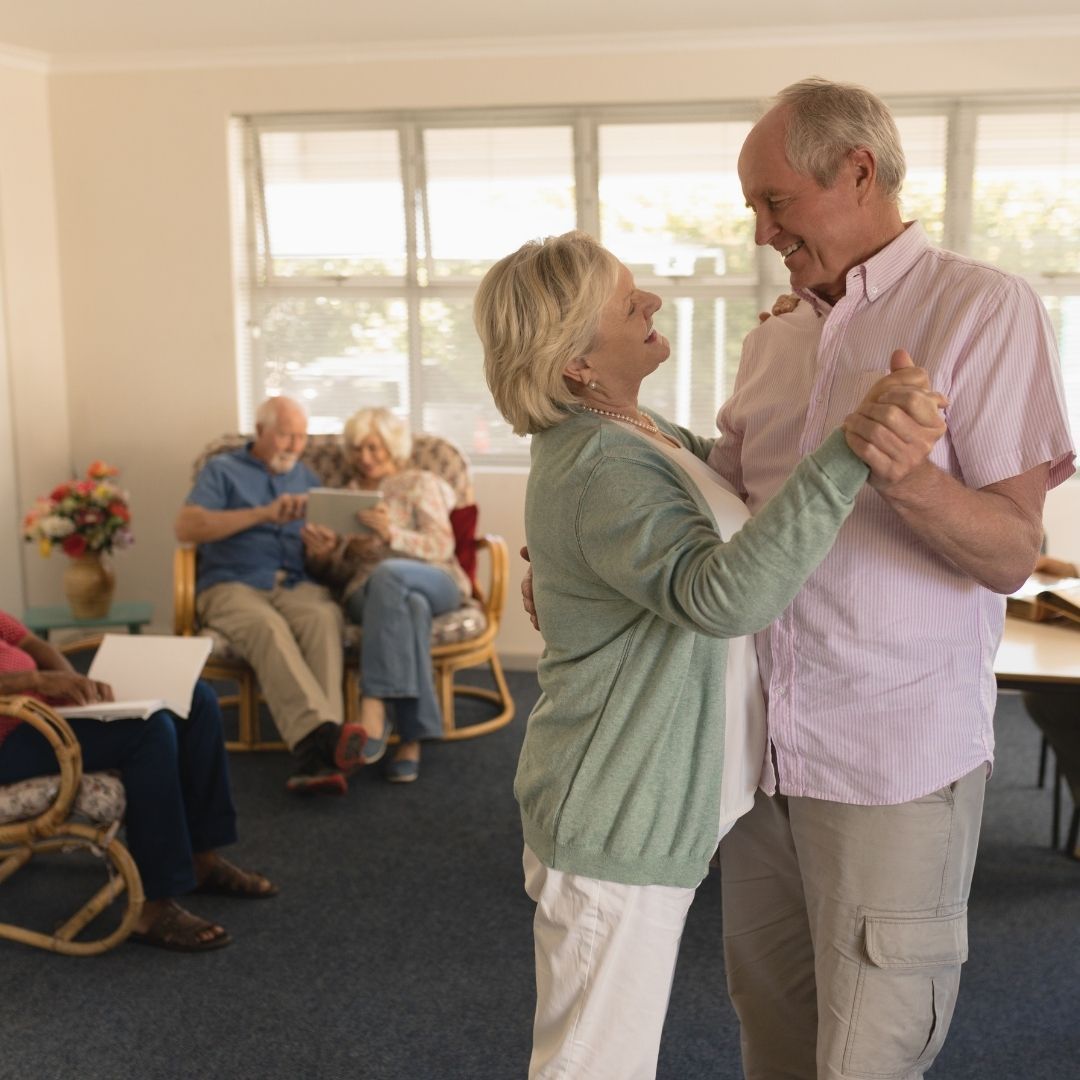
left=0, top=611, right=277, bottom=952
left=175, top=395, right=366, bottom=796
left=302, top=407, right=471, bottom=783
left=473, top=229, right=947, bottom=1078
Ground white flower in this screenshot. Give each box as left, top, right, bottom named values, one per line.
left=39, top=515, right=75, bottom=539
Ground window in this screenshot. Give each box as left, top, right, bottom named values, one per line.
left=234, top=96, right=1080, bottom=463
left=969, top=107, right=1080, bottom=441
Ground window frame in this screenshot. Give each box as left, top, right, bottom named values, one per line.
left=234, top=92, right=1080, bottom=462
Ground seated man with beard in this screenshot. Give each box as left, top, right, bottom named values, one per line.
left=175, top=396, right=364, bottom=796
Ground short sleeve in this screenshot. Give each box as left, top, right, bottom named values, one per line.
left=707, top=336, right=752, bottom=494
left=0, top=611, right=30, bottom=646
left=947, top=276, right=1075, bottom=491
left=186, top=458, right=230, bottom=510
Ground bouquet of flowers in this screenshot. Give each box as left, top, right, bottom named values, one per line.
left=22, top=460, right=134, bottom=558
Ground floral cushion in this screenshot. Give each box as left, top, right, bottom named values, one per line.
left=0, top=771, right=126, bottom=826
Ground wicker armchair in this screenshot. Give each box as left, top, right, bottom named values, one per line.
left=0, top=696, right=143, bottom=956
left=175, top=431, right=513, bottom=751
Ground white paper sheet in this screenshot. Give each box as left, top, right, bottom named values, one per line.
left=71, top=633, right=213, bottom=719
left=55, top=699, right=164, bottom=722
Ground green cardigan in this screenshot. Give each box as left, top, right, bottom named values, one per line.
left=517, top=410, right=868, bottom=888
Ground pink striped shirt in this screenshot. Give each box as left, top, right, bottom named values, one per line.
left=708, top=222, right=1075, bottom=805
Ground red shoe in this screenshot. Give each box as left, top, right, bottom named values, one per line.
left=331, top=721, right=367, bottom=773
left=284, top=766, right=347, bottom=796
left=286, top=729, right=351, bottom=796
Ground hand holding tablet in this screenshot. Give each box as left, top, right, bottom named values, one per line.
left=305, top=487, right=384, bottom=536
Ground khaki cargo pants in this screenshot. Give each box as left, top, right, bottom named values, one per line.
left=720, top=766, right=985, bottom=1080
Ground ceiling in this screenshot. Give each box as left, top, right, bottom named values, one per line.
left=0, top=0, right=1076, bottom=62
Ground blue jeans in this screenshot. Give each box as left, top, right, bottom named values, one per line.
left=0, top=680, right=237, bottom=901
left=344, top=559, right=461, bottom=742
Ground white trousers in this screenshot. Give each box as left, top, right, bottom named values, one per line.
left=523, top=845, right=698, bottom=1080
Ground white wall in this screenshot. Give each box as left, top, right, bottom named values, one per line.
left=0, top=62, right=71, bottom=613
left=2, top=28, right=1074, bottom=655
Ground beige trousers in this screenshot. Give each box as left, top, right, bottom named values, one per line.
left=719, top=766, right=985, bottom=1080
left=196, top=579, right=345, bottom=749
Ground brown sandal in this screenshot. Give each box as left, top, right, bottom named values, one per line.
left=129, top=900, right=232, bottom=953
left=192, top=856, right=280, bottom=899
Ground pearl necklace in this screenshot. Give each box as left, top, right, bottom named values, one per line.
left=580, top=404, right=662, bottom=436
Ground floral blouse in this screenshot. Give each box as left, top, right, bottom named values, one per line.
left=306, top=468, right=470, bottom=603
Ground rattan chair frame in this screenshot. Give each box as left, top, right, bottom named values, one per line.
left=0, top=695, right=144, bottom=956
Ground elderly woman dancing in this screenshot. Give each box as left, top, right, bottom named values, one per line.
left=303, top=408, right=471, bottom=783
left=474, top=231, right=947, bottom=1079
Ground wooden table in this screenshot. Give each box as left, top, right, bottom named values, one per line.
left=994, top=616, right=1080, bottom=690
left=22, top=601, right=154, bottom=641
left=995, top=616, right=1080, bottom=855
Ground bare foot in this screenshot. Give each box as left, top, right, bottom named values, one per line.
left=192, top=852, right=279, bottom=898
left=133, top=898, right=229, bottom=949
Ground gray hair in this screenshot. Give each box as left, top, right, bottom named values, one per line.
left=474, top=231, right=620, bottom=436
left=774, top=77, right=906, bottom=201
left=255, top=395, right=307, bottom=431
left=342, top=407, right=412, bottom=468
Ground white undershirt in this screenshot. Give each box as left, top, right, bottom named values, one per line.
left=614, top=422, right=767, bottom=842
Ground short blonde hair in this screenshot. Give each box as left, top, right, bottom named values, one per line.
left=775, top=77, right=906, bottom=202
left=342, top=407, right=412, bottom=468
left=474, top=231, right=620, bottom=436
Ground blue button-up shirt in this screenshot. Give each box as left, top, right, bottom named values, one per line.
left=186, top=445, right=319, bottom=593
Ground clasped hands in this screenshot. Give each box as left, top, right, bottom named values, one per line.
left=842, top=349, right=948, bottom=490
left=519, top=349, right=948, bottom=632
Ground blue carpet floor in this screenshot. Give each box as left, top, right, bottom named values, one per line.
left=1, top=676, right=1077, bottom=1079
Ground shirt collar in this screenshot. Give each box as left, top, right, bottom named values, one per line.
left=795, top=220, right=928, bottom=312
left=240, top=441, right=278, bottom=475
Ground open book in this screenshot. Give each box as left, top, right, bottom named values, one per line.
left=1006, top=575, right=1080, bottom=624
left=54, top=634, right=212, bottom=722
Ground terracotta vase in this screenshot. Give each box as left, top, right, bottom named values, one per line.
left=63, top=552, right=116, bottom=619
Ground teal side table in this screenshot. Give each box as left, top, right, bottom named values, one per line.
left=22, top=601, right=154, bottom=640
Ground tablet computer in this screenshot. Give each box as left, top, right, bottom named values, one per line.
left=306, top=487, right=383, bottom=536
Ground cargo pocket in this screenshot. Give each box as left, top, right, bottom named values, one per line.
left=842, top=907, right=968, bottom=1079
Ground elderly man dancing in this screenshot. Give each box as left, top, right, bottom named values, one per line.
left=713, top=78, right=1073, bottom=1079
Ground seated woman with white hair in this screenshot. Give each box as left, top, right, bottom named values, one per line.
left=301, top=408, right=471, bottom=783
left=473, top=230, right=948, bottom=1079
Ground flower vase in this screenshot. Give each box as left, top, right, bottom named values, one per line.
left=64, top=553, right=116, bottom=619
